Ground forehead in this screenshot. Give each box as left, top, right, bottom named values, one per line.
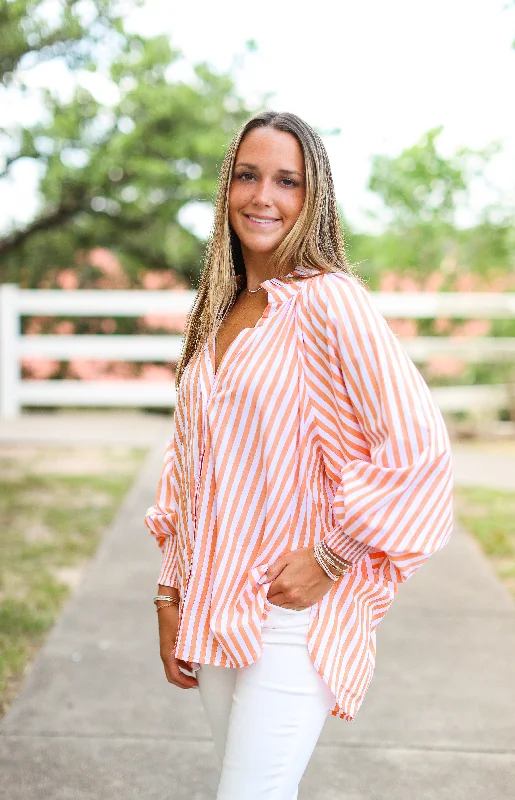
left=236, top=127, right=304, bottom=170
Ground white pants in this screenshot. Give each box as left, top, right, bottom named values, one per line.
left=196, top=602, right=336, bottom=800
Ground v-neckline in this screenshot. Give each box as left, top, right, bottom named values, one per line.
left=210, top=302, right=272, bottom=381
left=208, top=266, right=320, bottom=381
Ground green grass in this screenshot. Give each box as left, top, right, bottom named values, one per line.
left=0, top=445, right=146, bottom=717
left=454, top=485, right=515, bottom=600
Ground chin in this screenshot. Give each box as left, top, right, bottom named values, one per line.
left=241, top=239, right=282, bottom=255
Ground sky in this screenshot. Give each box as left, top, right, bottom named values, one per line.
left=125, top=0, right=515, bottom=234
left=1, top=0, right=514, bottom=236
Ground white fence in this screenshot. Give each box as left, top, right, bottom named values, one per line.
left=1, top=283, right=514, bottom=418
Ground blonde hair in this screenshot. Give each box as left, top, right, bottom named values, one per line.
left=174, top=110, right=363, bottom=386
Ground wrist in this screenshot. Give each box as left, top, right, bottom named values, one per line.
left=157, top=584, right=180, bottom=599
left=310, top=547, right=333, bottom=579
left=313, top=540, right=352, bottom=581
left=323, top=544, right=352, bottom=571
left=154, top=586, right=181, bottom=612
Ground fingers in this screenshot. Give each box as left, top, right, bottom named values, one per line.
left=162, top=654, right=198, bottom=689
left=177, top=658, right=194, bottom=672
left=157, top=608, right=197, bottom=688
left=267, top=592, right=286, bottom=608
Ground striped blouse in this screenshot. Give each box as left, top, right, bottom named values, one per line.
left=144, top=265, right=454, bottom=721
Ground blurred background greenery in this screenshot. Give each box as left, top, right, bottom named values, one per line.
left=1, top=0, right=515, bottom=735
left=1, top=0, right=513, bottom=291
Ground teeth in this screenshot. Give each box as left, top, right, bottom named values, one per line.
left=248, top=216, right=278, bottom=224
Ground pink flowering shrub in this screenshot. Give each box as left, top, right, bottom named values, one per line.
left=426, top=355, right=467, bottom=378
left=387, top=319, right=418, bottom=337
left=21, top=358, right=61, bottom=380
left=20, top=248, right=188, bottom=383
left=139, top=365, right=175, bottom=382
left=377, top=268, right=515, bottom=381
left=20, top=255, right=514, bottom=387
left=56, top=269, right=79, bottom=290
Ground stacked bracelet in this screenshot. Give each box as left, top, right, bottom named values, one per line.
left=153, top=595, right=180, bottom=609
left=321, top=542, right=352, bottom=573
left=313, top=541, right=352, bottom=581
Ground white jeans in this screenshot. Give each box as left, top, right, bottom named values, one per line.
left=196, top=602, right=336, bottom=800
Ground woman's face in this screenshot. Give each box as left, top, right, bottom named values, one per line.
left=228, top=127, right=306, bottom=260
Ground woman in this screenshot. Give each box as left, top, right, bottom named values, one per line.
left=145, top=110, right=454, bottom=799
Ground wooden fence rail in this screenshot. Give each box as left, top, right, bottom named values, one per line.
left=1, top=283, right=514, bottom=418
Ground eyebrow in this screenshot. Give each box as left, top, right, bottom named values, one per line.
left=235, top=162, right=304, bottom=178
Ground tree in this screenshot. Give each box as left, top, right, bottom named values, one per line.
left=346, top=126, right=514, bottom=285
left=0, top=0, right=121, bottom=77
left=369, top=125, right=470, bottom=227
left=0, top=0, right=261, bottom=287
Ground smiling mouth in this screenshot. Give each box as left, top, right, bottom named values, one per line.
left=244, top=215, right=281, bottom=226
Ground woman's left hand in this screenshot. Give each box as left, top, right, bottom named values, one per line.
left=264, top=547, right=335, bottom=610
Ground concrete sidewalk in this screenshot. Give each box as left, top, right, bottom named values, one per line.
left=0, top=410, right=173, bottom=447
left=1, top=420, right=515, bottom=798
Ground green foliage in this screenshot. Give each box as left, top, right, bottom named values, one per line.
left=1, top=2, right=513, bottom=287
left=0, top=444, right=146, bottom=717
left=369, top=126, right=467, bottom=226
left=455, top=483, right=515, bottom=599
left=346, top=127, right=514, bottom=283
left=0, top=0, right=261, bottom=287
left=0, top=0, right=122, bottom=78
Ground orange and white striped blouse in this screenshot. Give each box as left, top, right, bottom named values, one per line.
left=144, top=265, right=454, bottom=721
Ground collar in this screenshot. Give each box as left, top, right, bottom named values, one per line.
left=236, top=265, right=322, bottom=304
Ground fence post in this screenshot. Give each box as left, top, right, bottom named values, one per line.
left=0, top=284, right=20, bottom=418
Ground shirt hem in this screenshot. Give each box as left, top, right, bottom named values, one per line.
left=175, top=643, right=365, bottom=723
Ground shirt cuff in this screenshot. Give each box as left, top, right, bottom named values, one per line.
left=157, top=535, right=180, bottom=589
left=322, top=525, right=372, bottom=565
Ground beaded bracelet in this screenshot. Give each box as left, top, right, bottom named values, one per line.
left=314, top=541, right=352, bottom=581
left=156, top=601, right=178, bottom=612
left=314, top=549, right=338, bottom=580
left=313, top=543, right=339, bottom=579
left=319, top=540, right=352, bottom=570
left=319, top=547, right=350, bottom=575
left=319, top=541, right=352, bottom=571
left=314, top=548, right=341, bottom=580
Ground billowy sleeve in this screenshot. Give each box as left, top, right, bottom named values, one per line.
left=308, top=273, right=454, bottom=584
left=144, top=424, right=181, bottom=589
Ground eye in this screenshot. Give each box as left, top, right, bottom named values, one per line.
left=280, top=178, right=298, bottom=187
left=234, top=171, right=255, bottom=181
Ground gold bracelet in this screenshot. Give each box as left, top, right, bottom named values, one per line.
left=319, top=552, right=344, bottom=578
left=315, top=541, right=344, bottom=571
left=156, top=601, right=179, bottom=611
left=314, top=542, right=351, bottom=579
left=313, top=546, right=340, bottom=580
left=319, top=541, right=352, bottom=571
left=318, top=541, right=352, bottom=573
left=153, top=594, right=179, bottom=603
left=321, top=549, right=349, bottom=575
left=154, top=596, right=180, bottom=607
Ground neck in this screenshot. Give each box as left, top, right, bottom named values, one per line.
left=239, top=245, right=294, bottom=289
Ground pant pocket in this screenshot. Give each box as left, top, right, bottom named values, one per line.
left=263, top=602, right=313, bottom=635
left=266, top=599, right=314, bottom=614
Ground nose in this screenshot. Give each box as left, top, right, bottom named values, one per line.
left=251, top=177, right=274, bottom=207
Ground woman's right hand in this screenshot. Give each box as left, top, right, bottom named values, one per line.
left=158, top=605, right=199, bottom=689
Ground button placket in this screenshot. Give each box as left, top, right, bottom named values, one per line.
left=175, top=283, right=299, bottom=660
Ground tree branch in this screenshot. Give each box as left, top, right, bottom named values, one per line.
left=0, top=199, right=82, bottom=256
left=0, top=153, right=38, bottom=181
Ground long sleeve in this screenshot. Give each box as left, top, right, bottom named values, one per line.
left=144, top=426, right=181, bottom=589
left=305, top=273, right=454, bottom=584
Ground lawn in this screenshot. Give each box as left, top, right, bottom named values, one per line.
left=454, top=485, right=515, bottom=600
left=0, top=444, right=146, bottom=718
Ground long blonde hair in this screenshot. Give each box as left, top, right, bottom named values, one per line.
left=174, top=110, right=363, bottom=385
